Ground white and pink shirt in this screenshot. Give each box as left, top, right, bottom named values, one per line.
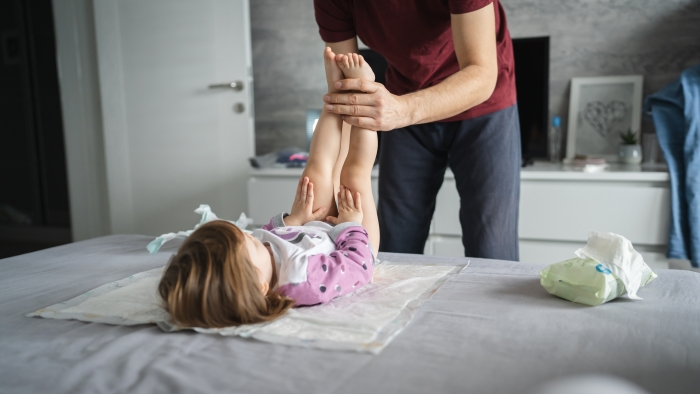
left=252, top=213, right=375, bottom=306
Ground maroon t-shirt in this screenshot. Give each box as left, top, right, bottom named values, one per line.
left=314, top=0, right=516, bottom=122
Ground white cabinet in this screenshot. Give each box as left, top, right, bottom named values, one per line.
left=248, top=163, right=671, bottom=269
left=426, top=163, right=671, bottom=270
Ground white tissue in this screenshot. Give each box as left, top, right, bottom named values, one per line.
left=574, top=232, right=647, bottom=300
left=146, top=205, right=253, bottom=254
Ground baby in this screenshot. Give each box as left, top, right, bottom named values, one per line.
left=158, top=48, right=379, bottom=328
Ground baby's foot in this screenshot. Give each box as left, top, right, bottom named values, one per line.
left=324, top=47, right=344, bottom=93
left=336, top=53, right=375, bottom=82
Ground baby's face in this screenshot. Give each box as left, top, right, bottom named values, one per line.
left=243, top=232, right=273, bottom=293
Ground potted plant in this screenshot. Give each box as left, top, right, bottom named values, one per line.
left=619, top=130, right=642, bottom=164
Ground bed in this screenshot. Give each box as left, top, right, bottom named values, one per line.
left=1, top=235, right=699, bottom=393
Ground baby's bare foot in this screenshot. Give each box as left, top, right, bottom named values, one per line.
left=323, top=47, right=344, bottom=93
left=336, top=53, right=375, bottom=82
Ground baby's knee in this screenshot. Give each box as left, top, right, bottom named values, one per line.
left=304, top=162, right=333, bottom=180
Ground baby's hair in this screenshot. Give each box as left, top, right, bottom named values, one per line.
left=158, top=220, right=294, bottom=328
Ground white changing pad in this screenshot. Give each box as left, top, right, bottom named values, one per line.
left=28, top=263, right=464, bottom=354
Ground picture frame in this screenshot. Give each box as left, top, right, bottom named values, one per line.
left=565, top=75, right=644, bottom=162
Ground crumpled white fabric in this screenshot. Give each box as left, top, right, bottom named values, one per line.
left=27, top=263, right=464, bottom=354
left=146, top=205, right=253, bottom=254
left=575, top=231, right=649, bottom=300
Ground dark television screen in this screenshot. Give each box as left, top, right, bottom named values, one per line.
left=512, top=36, right=550, bottom=160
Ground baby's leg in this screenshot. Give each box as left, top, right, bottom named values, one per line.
left=332, top=122, right=352, bottom=198
left=336, top=53, right=380, bottom=253
left=301, top=47, right=345, bottom=217
left=341, top=127, right=379, bottom=254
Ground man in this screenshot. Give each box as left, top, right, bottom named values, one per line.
left=314, top=0, right=520, bottom=260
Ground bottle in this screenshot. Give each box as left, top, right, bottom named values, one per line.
left=549, top=116, right=562, bottom=163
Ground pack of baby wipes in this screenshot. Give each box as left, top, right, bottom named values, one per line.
left=540, top=232, right=657, bottom=306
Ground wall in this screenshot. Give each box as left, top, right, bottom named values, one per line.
left=250, top=0, right=326, bottom=154
left=250, top=0, right=700, bottom=155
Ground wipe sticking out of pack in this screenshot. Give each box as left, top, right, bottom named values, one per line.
left=146, top=205, right=253, bottom=254
left=540, top=232, right=657, bottom=306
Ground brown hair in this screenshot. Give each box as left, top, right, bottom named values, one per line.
left=158, top=220, right=294, bottom=328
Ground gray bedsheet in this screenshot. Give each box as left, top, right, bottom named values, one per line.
left=1, top=235, right=698, bottom=394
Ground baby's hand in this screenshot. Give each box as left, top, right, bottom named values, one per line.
left=285, top=177, right=327, bottom=226
left=326, top=185, right=363, bottom=225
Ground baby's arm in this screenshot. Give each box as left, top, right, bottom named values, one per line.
left=277, top=224, right=374, bottom=306
left=279, top=187, right=373, bottom=305
left=261, top=213, right=286, bottom=231
left=262, top=176, right=327, bottom=230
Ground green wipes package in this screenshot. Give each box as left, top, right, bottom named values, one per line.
left=540, top=232, right=658, bottom=306
left=540, top=257, right=657, bottom=306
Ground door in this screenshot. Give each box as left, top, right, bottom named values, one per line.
left=0, top=0, right=72, bottom=257
left=94, top=0, right=254, bottom=236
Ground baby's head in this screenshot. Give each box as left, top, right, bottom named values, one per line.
left=158, top=220, right=293, bottom=328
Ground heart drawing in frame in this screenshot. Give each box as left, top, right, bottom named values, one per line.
left=582, top=100, right=627, bottom=138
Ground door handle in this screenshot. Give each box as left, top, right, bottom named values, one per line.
left=208, top=81, right=244, bottom=91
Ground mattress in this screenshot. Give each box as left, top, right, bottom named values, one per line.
left=1, top=235, right=699, bottom=393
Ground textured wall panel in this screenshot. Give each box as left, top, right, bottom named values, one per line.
left=251, top=0, right=700, bottom=154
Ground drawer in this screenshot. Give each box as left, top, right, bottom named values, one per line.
left=520, top=180, right=670, bottom=245
left=247, top=177, right=298, bottom=225
left=427, top=235, right=464, bottom=258
left=433, top=178, right=669, bottom=247
left=519, top=239, right=587, bottom=265
left=433, top=179, right=461, bottom=236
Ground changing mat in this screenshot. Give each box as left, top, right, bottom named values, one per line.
left=27, top=263, right=464, bottom=354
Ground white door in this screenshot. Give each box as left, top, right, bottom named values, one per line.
left=94, top=0, right=254, bottom=235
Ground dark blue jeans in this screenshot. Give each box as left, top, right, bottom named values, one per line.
left=377, top=104, right=521, bottom=261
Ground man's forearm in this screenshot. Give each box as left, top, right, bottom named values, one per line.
left=402, top=63, right=497, bottom=126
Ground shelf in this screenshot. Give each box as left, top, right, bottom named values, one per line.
left=250, top=162, right=669, bottom=182
left=250, top=167, right=380, bottom=178
left=519, top=162, right=669, bottom=182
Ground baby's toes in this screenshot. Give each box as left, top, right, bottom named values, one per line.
left=351, top=53, right=359, bottom=67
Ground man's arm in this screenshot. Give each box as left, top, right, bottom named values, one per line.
left=323, top=3, right=498, bottom=131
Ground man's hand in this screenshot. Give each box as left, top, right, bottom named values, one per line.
left=321, top=5, right=498, bottom=130
left=323, top=79, right=410, bottom=131
left=326, top=185, right=363, bottom=225
left=285, top=177, right=327, bottom=226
